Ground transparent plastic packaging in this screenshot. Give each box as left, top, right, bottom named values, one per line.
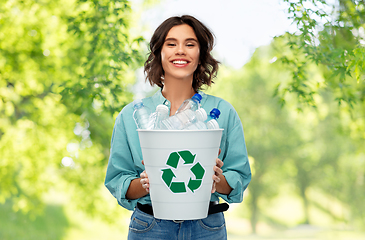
left=133, top=99, right=152, bottom=129
left=205, top=108, right=220, bottom=129
left=185, top=108, right=220, bottom=130
left=175, top=93, right=202, bottom=114
left=148, top=104, right=169, bottom=130
left=161, top=108, right=207, bottom=130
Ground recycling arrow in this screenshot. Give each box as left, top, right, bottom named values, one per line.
left=170, top=182, right=186, bottom=193
left=161, top=150, right=205, bottom=194
left=161, top=169, right=175, bottom=186
left=166, top=152, right=179, bottom=169
left=187, top=179, right=202, bottom=192
left=178, top=150, right=196, bottom=164
left=187, top=162, right=205, bottom=192
left=190, top=162, right=204, bottom=179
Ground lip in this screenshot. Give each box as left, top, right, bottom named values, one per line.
left=170, top=58, right=190, bottom=68
left=171, top=59, right=190, bottom=63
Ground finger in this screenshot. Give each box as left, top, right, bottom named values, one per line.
left=141, top=160, right=144, bottom=165
left=211, top=181, right=216, bottom=193
left=141, top=177, right=149, bottom=184
left=140, top=178, right=149, bottom=185
left=213, top=166, right=223, bottom=176
left=216, top=158, right=223, bottom=168
left=212, top=174, right=221, bottom=183
left=140, top=171, right=148, bottom=178
left=218, top=148, right=221, bottom=156
left=140, top=179, right=150, bottom=191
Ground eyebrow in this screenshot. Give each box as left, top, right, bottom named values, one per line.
left=164, top=37, right=198, bottom=43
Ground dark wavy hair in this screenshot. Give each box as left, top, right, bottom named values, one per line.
left=144, top=15, right=219, bottom=92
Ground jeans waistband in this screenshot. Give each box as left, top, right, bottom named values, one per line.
left=136, top=201, right=228, bottom=220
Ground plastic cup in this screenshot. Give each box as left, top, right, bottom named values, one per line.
left=137, top=129, right=223, bottom=220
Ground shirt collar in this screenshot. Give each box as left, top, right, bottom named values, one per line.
left=151, top=88, right=207, bottom=107
left=151, top=89, right=170, bottom=107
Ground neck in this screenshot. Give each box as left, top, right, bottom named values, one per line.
left=161, top=76, right=196, bottom=115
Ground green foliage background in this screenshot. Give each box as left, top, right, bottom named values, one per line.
left=0, top=0, right=143, bottom=221
left=0, top=0, right=364, bottom=239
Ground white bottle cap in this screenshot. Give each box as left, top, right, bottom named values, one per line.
left=207, top=119, right=219, bottom=129
left=195, top=108, right=207, bottom=121
left=156, top=104, right=169, bottom=114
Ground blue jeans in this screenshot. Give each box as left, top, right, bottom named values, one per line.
left=128, top=208, right=227, bottom=240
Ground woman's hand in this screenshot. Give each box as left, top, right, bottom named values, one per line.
left=212, top=149, right=223, bottom=193
left=211, top=149, right=232, bottom=194
left=125, top=160, right=150, bottom=199
left=140, top=170, right=150, bottom=193
left=212, top=157, right=224, bottom=193
left=140, top=160, right=150, bottom=193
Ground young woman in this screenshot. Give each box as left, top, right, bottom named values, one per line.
left=104, top=15, right=251, bottom=240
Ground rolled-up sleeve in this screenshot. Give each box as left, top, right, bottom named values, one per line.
left=104, top=113, right=140, bottom=210
left=215, top=111, right=251, bottom=203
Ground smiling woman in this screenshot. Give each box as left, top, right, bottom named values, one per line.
left=104, top=15, right=251, bottom=240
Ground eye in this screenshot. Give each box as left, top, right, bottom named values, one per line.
left=166, top=42, right=176, bottom=47
left=186, top=43, right=195, bottom=47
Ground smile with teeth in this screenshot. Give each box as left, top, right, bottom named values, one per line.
left=172, top=60, right=188, bottom=64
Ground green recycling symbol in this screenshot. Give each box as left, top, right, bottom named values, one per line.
left=161, top=150, right=205, bottom=193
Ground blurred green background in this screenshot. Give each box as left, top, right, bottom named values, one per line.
left=0, top=0, right=364, bottom=239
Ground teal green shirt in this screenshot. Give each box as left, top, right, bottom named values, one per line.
left=104, top=90, right=251, bottom=211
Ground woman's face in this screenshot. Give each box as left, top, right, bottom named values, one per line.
left=160, top=24, right=200, bottom=83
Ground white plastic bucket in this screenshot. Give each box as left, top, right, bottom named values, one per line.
left=137, top=129, right=223, bottom=220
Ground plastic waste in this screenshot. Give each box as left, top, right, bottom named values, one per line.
left=184, top=121, right=207, bottom=130
left=185, top=108, right=220, bottom=130
left=175, top=93, right=202, bottom=114
left=161, top=108, right=207, bottom=130
left=133, top=99, right=152, bottom=129
left=205, top=108, right=220, bottom=129
left=147, top=104, right=169, bottom=130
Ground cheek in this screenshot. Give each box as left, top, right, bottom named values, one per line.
left=160, top=52, right=168, bottom=69
left=194, top=49, right=200, bottom=64
left=195, top=49, right=200, bottom=59
left=193, top=50, right=200, bottom=67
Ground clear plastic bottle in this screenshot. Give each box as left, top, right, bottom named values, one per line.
left=147, top=104, right=169, bottom=130
left=185, top=108, right=220, bottom=130
left=185, top=120, right=207, bottom=130
left=161, top=108, right=207, bottom=130
left=205, top=108, right=220, bottom=129
left=175, top=93, right=202, bottom=114
left=132, top=99, right=152, bottom=129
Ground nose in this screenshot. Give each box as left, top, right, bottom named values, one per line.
left=176, top=45, right=186, bottom=55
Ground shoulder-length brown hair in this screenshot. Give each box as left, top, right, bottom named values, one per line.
left=144, top=15, right=219, bottom=92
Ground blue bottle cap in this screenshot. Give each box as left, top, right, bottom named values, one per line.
left=133, top=99, right=144, bottom=109
left=192, top=93, right=202, bottom=102
left=210, top=108, right=221, bottom=119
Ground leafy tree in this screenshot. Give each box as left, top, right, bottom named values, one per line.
left=278, top=0, right=365, bottom=147
left=279, top=0, right=365, bottom=110
left=0, top=0, right=143, bottom=220
left=207, top=40, right=303, bottom=232
left=208, top=33, right=364, bottom=231
left=278, top=0, right=365, bottom=226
